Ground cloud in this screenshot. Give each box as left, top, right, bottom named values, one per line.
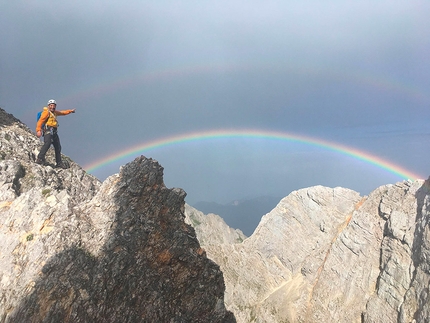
left=1, top=1, right=429, bottom=204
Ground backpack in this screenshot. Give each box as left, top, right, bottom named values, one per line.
left=36, top=107, right=52, bottom=131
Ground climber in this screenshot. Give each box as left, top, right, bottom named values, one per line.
left=35, top=99, right=76, bottom=168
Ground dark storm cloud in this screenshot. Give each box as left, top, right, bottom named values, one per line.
left=1, top=1, right=429, bottom=204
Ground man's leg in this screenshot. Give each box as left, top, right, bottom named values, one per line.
left=52, top=133, right=62, bottom=166
left=37, top=132, right=52, bottom=163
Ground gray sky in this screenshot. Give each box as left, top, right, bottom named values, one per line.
left=1, top=1, right=429, bottom=205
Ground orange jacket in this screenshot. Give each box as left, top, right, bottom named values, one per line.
left=36, top=107, right=75, bottom=132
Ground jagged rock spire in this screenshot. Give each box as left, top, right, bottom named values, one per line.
left=0, top=108, right=235, bottom=322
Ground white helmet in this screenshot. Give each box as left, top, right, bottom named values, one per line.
left=47, top=99, right=57, bottom=105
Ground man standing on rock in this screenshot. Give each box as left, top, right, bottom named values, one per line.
left=35, top=99, right=75, bottom=168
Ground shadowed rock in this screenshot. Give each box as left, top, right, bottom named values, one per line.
left=0, top=108, right=235, bottom=322
left=3, top=157, right=235, bottom=322
left=0, top=108, right=21, bottom=128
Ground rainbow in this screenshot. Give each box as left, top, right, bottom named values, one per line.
left=19, top=63, right=428, bottom=125
left=61, top=63, right=428, bottom=106
left=84, top=129, right=423, bottom=180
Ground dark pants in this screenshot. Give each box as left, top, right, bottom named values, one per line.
left=38, top=128, right=62, bottom=165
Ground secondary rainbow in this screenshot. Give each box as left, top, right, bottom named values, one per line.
left=84, top=129, right=422, bottom=180
left=61, top=63, right=428, bottom=106
left=20, top=63, right=428, bottom=123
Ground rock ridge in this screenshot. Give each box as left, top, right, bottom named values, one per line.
left=4, top=106, right=430, bottom=322
left=0, top=108, right=235, bottom=322
left=195, top=181, right=430, bottom=323
left=184, top=204, right=246, bottom=246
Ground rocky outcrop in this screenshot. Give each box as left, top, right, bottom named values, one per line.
left=0, top=108, right=235, bottom=322
left=184, top=204, right=246, bottom=246
left=201, top=181, right=430, bottom=323
left=362, top=180, right=430, bottom=323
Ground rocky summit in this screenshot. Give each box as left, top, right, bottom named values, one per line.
left=0, top=108, right=235, bottom=322
left=189, top=179, right=430, bottom=322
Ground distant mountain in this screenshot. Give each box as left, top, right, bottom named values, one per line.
left=193, top=196, right=282, bottom=236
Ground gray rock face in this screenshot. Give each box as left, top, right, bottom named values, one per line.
left=0, top=108, right=235, bottom=322
left=184, top=204, right=247, bottom=246
left=201, top=181, right=430, bottom=323
left=362, top=180, right=430, bottom=323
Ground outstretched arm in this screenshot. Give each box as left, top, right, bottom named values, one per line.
left=55, top=109, right=76, bottom=116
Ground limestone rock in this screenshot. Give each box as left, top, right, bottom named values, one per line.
left=362, top=180, right=430, bottom=323
left=0, top=108, right=101, bottom=204
left=184, top=204, right=246, bottom=246
left=0, top=108, right=235, bottom=322
left=205, top=186, right=366, bottom=322
left=201, top=182, right=430, bottom=323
